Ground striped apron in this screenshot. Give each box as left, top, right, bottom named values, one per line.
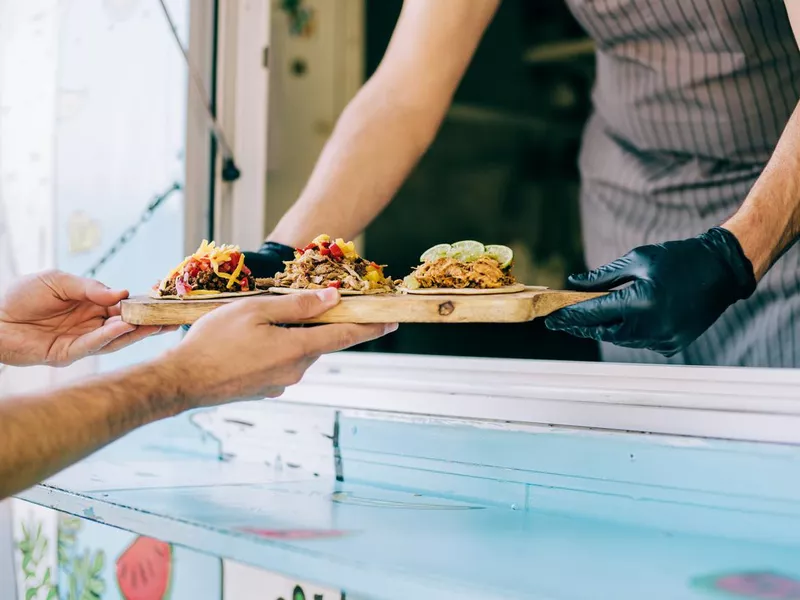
left=565, top=0, right=800, bottom=367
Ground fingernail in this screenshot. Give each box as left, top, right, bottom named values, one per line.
left=315, top=288, right=339, bottom=302
left=386, top=323, right=399, bottom=333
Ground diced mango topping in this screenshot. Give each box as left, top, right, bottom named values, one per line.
left=334, top=238, right=358, bottom=259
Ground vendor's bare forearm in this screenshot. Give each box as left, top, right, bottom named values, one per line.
left=724, top=101, right=800, bottom=280
left=269, top=86, right=439, bottom=247
left=0, top=361, right=182, bottom=499
left=267, top=0, right=500, bottom=248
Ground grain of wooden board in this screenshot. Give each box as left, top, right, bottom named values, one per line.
left=120, top=287, right=605, bottom=326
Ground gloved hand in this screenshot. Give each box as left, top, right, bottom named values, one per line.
left=242, top=241, right=297, bottom=278
left=544, top=227, right=757, bottom=356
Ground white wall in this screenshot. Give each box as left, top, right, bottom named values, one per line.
left=0, top=0, right=60, bottom=586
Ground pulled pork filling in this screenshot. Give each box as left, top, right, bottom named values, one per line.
left=261, top=247, right=397, bottom=293
left=409, top=256, right=515, bottom=289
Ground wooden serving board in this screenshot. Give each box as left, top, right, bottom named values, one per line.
left=120, top=287, right=604, bottom=326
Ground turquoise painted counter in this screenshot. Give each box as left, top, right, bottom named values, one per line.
left=14, top=397, right=800, bottom=600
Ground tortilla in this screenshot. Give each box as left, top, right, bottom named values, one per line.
left=148, top=289, right=267, bottom=301
left=268, top=287, right=396, bottom=296
left=400, top=283, right=528, bottom=295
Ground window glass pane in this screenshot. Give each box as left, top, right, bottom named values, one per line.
left=55, top=0, right=190, bottom=372
left=0, top=0, right=217, bottom=457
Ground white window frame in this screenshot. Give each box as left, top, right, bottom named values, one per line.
left=281, top=353, right=800, bottom=445
left=183, top=0, right=218, bottom=253
left=206, top=0, right=271, bottom=250
left=213, top=0, right=366, bottom=250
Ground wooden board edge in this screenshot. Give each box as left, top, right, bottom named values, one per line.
left=120, top=290, right=608, bottom=326
left=529, top=290, right=606, bottom=318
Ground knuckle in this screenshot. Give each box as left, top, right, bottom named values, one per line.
left=286, top=368, right=305, bottom=386
left=37, top=268, right=60, bottom=280
left=292, top=292, right=317, bottom=314
left=335, top=327, right=359, bottom=349
left=278, top=347, right=306, bottom=369
left=265, top=386, right=286, bottom=398
left=289, top=333, right=314, bottom=360
left=272, top=366, right=304, bottom=387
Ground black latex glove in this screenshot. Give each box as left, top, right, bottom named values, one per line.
left=544, top=227, right=757, bottom=357
left=242, top=241, right=296, bottom=278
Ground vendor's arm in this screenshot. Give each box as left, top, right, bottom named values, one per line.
left=546, top=5, right=800, bottom=356
left=723, top=0, right=800, bottom=278
left=0, top=289, right=395, bottom=499
left=248, top=0, right=500, bottom=274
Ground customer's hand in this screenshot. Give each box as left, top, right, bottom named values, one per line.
left=0, top=270, right=167, bottom=367
left=162, top=288, right=397, bottom=408
left=243, top=241, right=297, bottom=278
left=545, top=227, right=757, bottom=356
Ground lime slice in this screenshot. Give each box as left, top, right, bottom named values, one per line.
left=450, top=240, right=485, bottom=262
left=420, top=243, right=452, bottom=263
left=403, top=275, right=421, bottom=290
left=485, top=244, right=514, bottom=269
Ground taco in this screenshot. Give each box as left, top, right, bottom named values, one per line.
left=401, top=241, right=523, bottom=295
left=258, top=234, right=398, bottom=294
left=151, top=240, right=261, bottom=300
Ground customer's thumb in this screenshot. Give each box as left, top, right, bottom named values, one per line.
left=251, top=288, right=340, bottom=324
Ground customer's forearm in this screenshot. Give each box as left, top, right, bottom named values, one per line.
left=0, top=361, right=184, bottom=499
left=268, top=78, right=444, bottom=247
left=723, top=101, right=800, bottom=280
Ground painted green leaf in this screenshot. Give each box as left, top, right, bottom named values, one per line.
left=88, top=576, right=105, bottom=595
left=26, top=588, right=38, bottom=600
left=91, top=551, right=104, bottom=574
left=22, top=554, right=32, bottom=573
left=42, top=567, right=51, bottom=584
left=294, top=586, right=306, bottom=600
left=46, top=587, right=58, bottom=600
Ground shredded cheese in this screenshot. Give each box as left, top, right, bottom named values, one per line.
left=227, top=253, right=246, bottom=289
left=164, top=239, right=245, bottom=284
